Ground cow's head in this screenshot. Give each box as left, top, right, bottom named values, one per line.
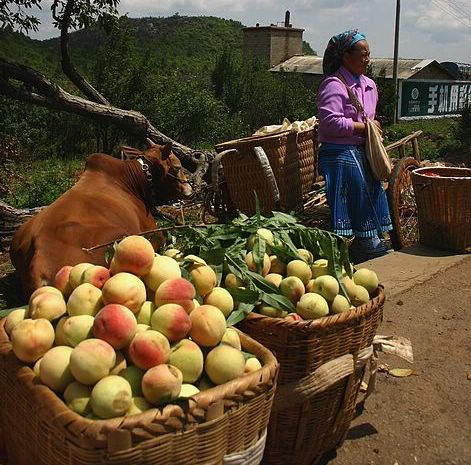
left=141, top=142, right=193, bottom=203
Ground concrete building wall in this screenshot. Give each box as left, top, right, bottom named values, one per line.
left=243, top=26, right=304, bottom=67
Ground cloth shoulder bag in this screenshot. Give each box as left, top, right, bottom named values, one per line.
left=335, top=73, right=392, bottom=181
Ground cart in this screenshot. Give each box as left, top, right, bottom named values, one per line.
left=203, top=127, right=424, bottom=252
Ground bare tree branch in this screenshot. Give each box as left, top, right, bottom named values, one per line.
left=0, top=57, right=213, bottom=181
left=53, top=0, right=111, bottom=105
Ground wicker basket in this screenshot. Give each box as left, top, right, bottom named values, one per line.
left=0, top=322, right=279, bottom=465
left=411, top=166, right=471, bottom=253
left=215, top=127, right=317, bottom=215
left=237, top=287, right=385, bottom=465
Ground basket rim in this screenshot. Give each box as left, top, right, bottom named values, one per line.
left=243, top=286, right=385, bottom=331
left=412, top=166, right=471, bottom=180
left=0, top=320, right=279, bottom=444
left=215, top=126, right=316, bottom=151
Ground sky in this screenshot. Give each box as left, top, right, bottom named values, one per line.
left=27, top=0, right=471, bottom=64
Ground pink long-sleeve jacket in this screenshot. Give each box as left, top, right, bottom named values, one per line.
left=317, top=65, right=378, bottom=145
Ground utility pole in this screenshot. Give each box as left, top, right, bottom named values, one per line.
left=392, top=0, right=401, bottom=124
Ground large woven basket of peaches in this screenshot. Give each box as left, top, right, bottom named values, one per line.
left=0, top=230, right=279, bottom=465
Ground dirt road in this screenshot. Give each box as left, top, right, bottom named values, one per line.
left=329, top=256, right=471, bottom=465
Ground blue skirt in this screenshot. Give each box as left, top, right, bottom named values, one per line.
left=318, top=143, right=392, bottom=238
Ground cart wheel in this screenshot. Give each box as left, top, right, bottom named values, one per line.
left=387, top=157, right=421, bottom=250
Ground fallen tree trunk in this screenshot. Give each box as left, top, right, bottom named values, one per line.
left=0, top=201, right=46, bottom=252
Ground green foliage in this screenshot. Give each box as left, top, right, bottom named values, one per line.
left=383, top=118, right=462, bottom=161
left=1, top=157, right=83, bottom=208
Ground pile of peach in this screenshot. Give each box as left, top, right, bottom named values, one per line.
left=4, top=235, right=261, bottom=420
left=229, top=228, right=380, bottom=320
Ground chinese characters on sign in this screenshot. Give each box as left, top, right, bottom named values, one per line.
left=399, top=80, right=471, bottom=119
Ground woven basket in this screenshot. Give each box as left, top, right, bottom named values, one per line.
left=215, top=127, right=317, bottom=215
left=411, top=166, right=471, bottom=253
left=237, top=287, right=385, bottom=465
left=0, top=322, right=279, bottom=465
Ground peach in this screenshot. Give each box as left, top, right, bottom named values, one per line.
left=247, top=228, right=274, bottom=252
left=69, top=263, right=94, bottom=290
left=265, top=273, right=283, bottom=288
left=4, top=306, right=27, bottom=336
left=110, top=351, right=127, bottom=375
left=296, top=293, right=329, bottom=320
left=80, top=265, right=110, bottom=289
left=244, top=357, right=262, bottom=374
left=101, top=272, right=146, bottom=313
left=143, top=255, right=181, bottom=291
left=168, top=339, right=204, bottom=383
left=221, top=327, right=241, bottom=350
left=136, top=301, right=155, bottom=325
left=279, top=276, right=305, bottom=304
left=286, top=260, right=312, bottom=285
left=29, top=292, right=66, bottom=321
left=203, top=287, right=234, bottom=318
left=127, top=397, right=153, bottom=415
left=190, top=265, right=217, bottom=297
left=269, top=256, right=287, bottom=275
left=63, top=315, right=95, bottom=347
left=342, top=276, right=358, bottom=300
left=189, top=305, right=226, bottom=347
left=69, top=338, right=116, bottom=385
left=119, top=365, right=145, bottom=396
left=184, top=255, right=207, bottom=272
left=224, top=273, right=244, bottom=289
left=136, top=323, right=150, bottom=333
left=110, top=235, right=155, bottom=277
left=11, top=318, right=55, bottom=363
left=353, top=268, right=379, bottom=294
left=285, top=312, right=304, bottom=322
left=128, top=330, right=170, bottom=370
left=350, top=285, right=370, bottom=306
left=64, top=381, right=92, bottom=416
left=305, top=279, right=316, bottom=293
left=93, top=304, right=137, bottom=349
left=154, top=278, right=196, bottom=314
left=245, top=252, right=270, bottom=277
left=29, top=286, right=63, bottom=304
left=311, top=259, right=329, bottom=278
left=179, top=384, right=200, bottom=398
left=151, top=303, right=191, bottom=342
left=163, top=248, right=183, bottom=260
left=258, top=304, right=288, bottom=318
left=39, top=346, right=74, bottom=393
left=54, top=316, right=68, bottom=346
left=33, top=358, right=42, bottom=376
left=330, top=294, right=352, bottom=314
left=297, top=248, right=314, bottom=264
left=54, top=265, right=73, bottom=296
left=66, top=283, right=103, bottom=316
left=205, top=344, right=245, bottom=385
left=142, top=364, right=183, bottom=406
left=310, top=275, right=339, bottom=302
left=90, top=375, right=132, bottom=419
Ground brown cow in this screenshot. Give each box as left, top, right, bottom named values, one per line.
left=10, top=143, right=192, bottom=299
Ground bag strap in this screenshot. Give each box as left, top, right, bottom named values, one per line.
left=334, top=72, right=366, bottom=120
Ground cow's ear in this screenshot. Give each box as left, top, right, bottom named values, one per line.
left=161, top=142, right=173, bottom=160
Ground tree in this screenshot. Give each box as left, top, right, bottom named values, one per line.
left=0, top=1, right=211, bottom=184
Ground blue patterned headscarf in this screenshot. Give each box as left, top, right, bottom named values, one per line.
left=322, top=29, right=367, bottom=76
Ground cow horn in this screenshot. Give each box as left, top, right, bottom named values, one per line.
left=146, top=138, right=156, bottom=147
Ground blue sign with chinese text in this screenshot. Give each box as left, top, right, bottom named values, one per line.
left=399, top=80, right=471, bottom=119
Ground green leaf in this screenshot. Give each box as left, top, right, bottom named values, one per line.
left=227, top=287, right=260, bottom=303
left=200, top=248, right=226, bottom=266
left=0, top=305, right=28, bottom=320
left=226, top=303, right=255, bottom=326
left=246, top=271, right=280, bottom=294
left=251, top=236, right=266, bottom=275
left=260, top=292, right=295, bottom=312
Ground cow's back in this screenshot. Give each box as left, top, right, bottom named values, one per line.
left=11, top=153, right=157, bottom=298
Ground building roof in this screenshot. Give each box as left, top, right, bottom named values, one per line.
left=271, top=56, right=456, bottom=79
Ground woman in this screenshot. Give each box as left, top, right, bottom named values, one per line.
left=317, top=29, right=392, bottom=263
